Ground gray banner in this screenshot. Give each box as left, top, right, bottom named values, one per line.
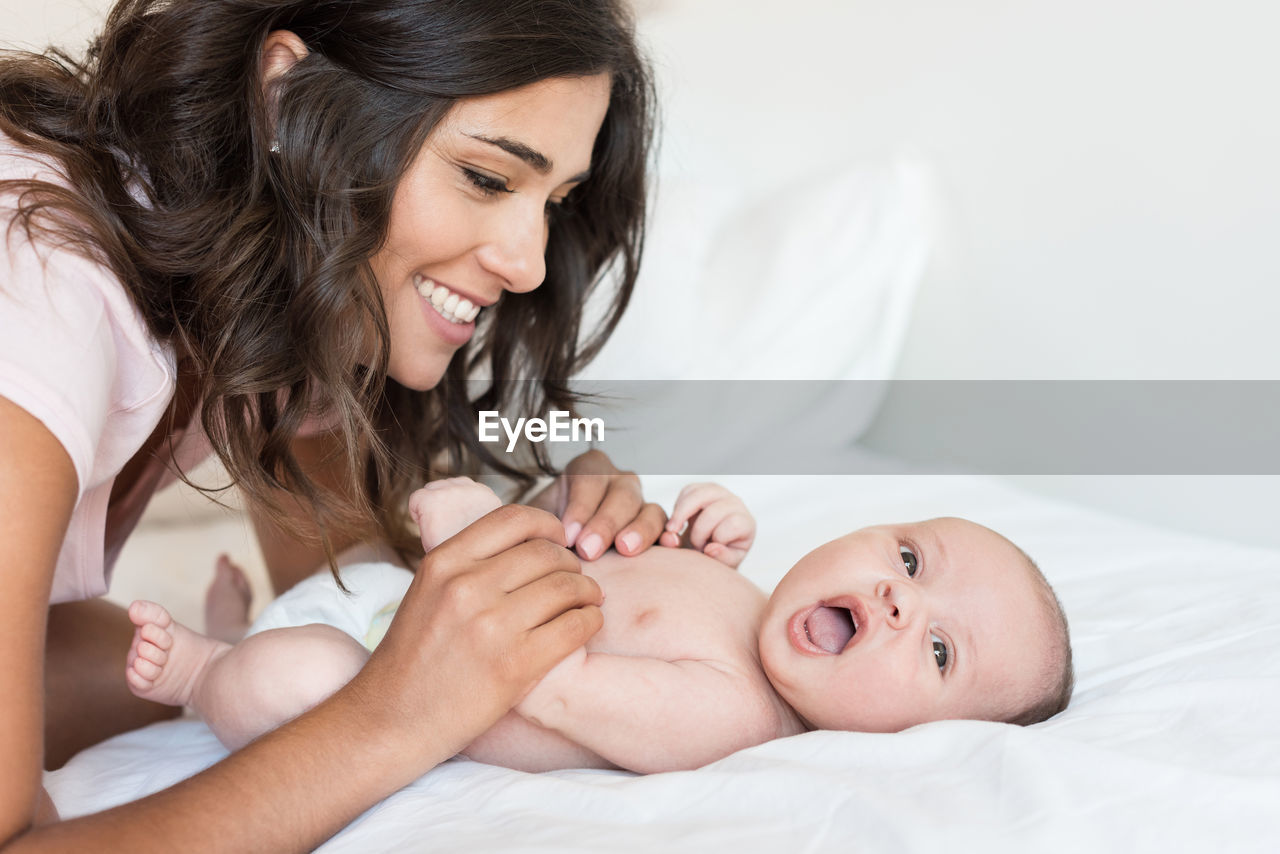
left=460, top=381, right=1280, bottom=475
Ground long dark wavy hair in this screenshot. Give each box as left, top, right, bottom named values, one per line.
left=0, top=0, right=654, bottom=564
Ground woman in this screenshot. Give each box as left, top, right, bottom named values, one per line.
left=0, top=0, right=660, bottom=848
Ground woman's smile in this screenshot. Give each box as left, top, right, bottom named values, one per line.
left=415, top=274, right=486, bottom=325
left=414, top=274, right=485, bottom=348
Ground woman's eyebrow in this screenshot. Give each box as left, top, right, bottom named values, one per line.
left=466, top=133, right=591, bottom=183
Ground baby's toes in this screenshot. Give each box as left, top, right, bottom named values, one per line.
left=128, top=652, right=163, bottom=682
left=128, top=599, right=172, bottom=631
left=140, top=621, right=173, bottom=652
left=135, top=639, right=169, bottom=668
left=125, top=664, right=156, bottom=692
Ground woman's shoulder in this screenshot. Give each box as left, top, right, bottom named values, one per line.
left=0, top=130, right=162, bottom=361
left=0, top=130, right=175, bottom=488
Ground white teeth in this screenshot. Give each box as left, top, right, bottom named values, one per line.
left=414, top=275, right=482, bottom=324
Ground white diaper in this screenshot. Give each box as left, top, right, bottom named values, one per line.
left=244, top=562, right=412, bottom=651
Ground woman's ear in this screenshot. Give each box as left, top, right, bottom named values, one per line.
left=261, top=29, right=309, bottom=85
left=260, top=30, right=309, bottom=137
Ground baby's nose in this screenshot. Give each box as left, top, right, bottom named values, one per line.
left=875, top=579, right=917, bottom=629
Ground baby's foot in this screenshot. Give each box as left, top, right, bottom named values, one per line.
left=126, top=600, right=230, bottom=707
left=204, top=554, right=253, bottom=643
left=409, top=477, right=503, bottom=552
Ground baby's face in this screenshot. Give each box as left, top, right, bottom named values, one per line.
left=759, top=517, right=1053, bottom=732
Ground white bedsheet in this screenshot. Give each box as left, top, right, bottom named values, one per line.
left=45, top=469, right=1280, bottom=852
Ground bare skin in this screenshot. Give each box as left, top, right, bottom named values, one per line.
left=125, top=479, right=796, bottom=774
left=3, top=388, right=605, bottom=851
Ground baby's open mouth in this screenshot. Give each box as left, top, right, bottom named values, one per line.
left=804, top=605, right=856, bottom=654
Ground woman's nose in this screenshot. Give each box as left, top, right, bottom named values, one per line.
left=476, top=202, right=548, bottom=294
left=874, top=579, right=920, bottom=631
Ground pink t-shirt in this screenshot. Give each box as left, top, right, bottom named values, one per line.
left=0, top=133, right=212, bottom=603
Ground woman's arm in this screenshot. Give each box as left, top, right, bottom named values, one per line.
left=0, top=397, right=76, bottom=844
left=1, top=398, right=602, bottom=852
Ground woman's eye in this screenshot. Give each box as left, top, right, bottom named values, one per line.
left=900, top=546, right=918, bottom=577
left=463, top=168, right=510, bottom=196
left=931, top=633, right=948, bottom=670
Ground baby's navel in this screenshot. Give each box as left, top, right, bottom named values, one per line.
left=632, top=608, right=658, bottom=628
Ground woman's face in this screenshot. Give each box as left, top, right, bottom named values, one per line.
left=369, top=74, right=613, bottom=391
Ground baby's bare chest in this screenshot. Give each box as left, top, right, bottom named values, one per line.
left=583, top=549, right=767, bottom=666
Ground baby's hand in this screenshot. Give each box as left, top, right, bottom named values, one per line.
left=660, top=483, right=756, bottom=568
left=409, top=477, right=504, bottom=553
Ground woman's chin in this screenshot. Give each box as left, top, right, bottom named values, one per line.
left=386, top=361, right=448, bottom=392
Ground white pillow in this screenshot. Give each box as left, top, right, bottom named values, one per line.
left=569, top=0, right=937, bottom=469
left=580, top=160, right=934, bottom=442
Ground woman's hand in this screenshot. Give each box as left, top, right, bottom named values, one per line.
left=531, top=450, right=667, bottom=561
left=659, top=482, right=756, bottom=569
left=349, top=503, right=603, bottom=765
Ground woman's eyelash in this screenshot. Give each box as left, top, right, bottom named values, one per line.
left=462, top=168, right=511, bottom=195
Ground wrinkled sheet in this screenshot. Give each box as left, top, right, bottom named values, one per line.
left=45, top=470, right=1280, bottom=852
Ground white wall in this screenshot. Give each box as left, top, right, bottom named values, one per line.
left=2, top=0, right=105, bottom=55
left=6, top=0, right=1279, bottom=546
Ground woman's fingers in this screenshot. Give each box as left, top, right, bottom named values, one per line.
left=521, top=604, right=604, bottom=675
left=423, top=504, right=567, bottom=572
left=558, top=449, right=615, bottom=546
left=503, top=568, right=604, bottom=628
left=554, top=450, right=667, bottom=559
left=363, top=506, right=601, bottom=753
left=613, top=501, right=667, bottom=557
left=570, top=476, right=643, bottom=560
left=486, top=537, right=595, bottom=595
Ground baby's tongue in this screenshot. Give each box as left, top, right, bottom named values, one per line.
left=806, top=606, right=854, bottom=654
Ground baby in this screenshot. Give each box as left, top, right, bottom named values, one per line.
left=125, top=479, right=1073, bottom=773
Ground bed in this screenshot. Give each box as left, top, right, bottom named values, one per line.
left=45, top=467, right=1280, bottom=851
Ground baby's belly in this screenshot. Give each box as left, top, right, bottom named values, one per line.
left=461, top=711, right=615, bottom=772
left=460, top=546, right=766, bottom=772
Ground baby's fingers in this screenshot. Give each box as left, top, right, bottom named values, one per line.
left=666, top=483, right=728, bottom=534
left=703, top=541, right=749, bottom=569
left=686, top=501, right=749, bottom=551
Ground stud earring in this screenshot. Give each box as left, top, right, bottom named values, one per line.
left=269, top=139, right=280, bottom=154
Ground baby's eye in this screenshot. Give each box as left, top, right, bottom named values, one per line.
left=900, top=546, right=918, bottom=577
left=931, top=632, right=948, bottom=670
